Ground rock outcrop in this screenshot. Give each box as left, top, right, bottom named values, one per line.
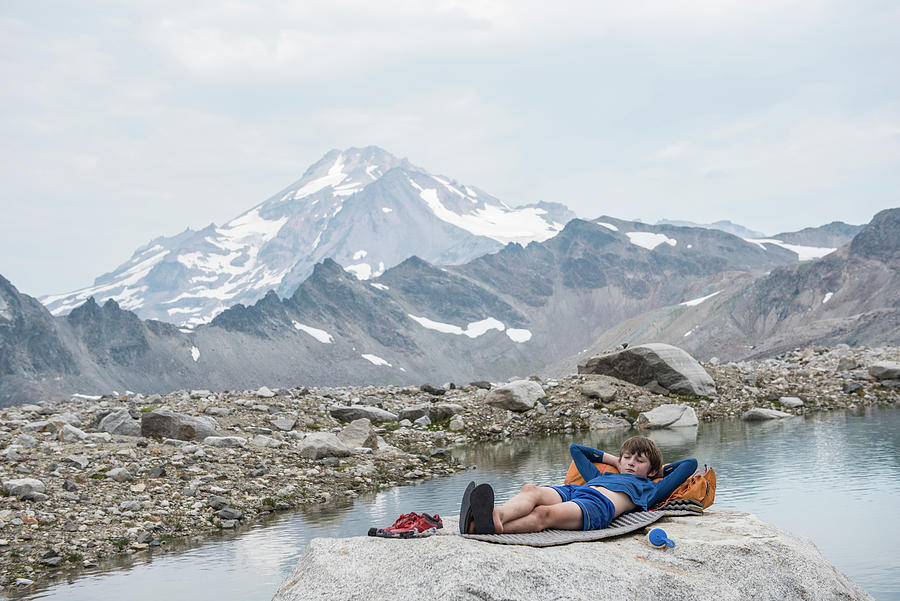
left=637, top=403, right=699, bottom=428
left=578, top=343, right=717, bottom=397
left=272, top=510, right=872, bottom=601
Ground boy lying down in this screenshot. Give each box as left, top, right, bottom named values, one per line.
left=460, top=436, right=697, bottom=534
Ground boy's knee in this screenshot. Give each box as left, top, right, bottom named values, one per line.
left=533, top=505, right=554, bottom=529
left=520, top=483, right=540, bottom=495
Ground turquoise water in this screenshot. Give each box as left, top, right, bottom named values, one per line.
left=9, top=406, right=899, bottom=601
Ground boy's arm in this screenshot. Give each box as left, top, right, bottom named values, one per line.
left=569, top=443, right=618, bottom=481
left=649, top=459, right=698, bottom=506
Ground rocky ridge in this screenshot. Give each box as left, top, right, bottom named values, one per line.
left=0, top=344, right=897, bottom=590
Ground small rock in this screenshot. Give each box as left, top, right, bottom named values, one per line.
left=2, top=478, right=46, bottom=500
left=578, top=380, right=618, bottom=402
left=779, top=397, right=804, bottom=408
left=119, top=500, right=142, bottom=511
left=202, top=436, right=247, bottom=448
left=270, top=417, right=296, bottom=431
left=741, top=408, right=793, bottom=421
left=106, top=468, right=133, bottom=482
left=256, top=386, right=276, bottom=398
left=420, top=384, right=446, bottom=395
left=217, top=507, right=242, bottom=520
left=329, top=405, right=398, bottom=423
left=448, top=417, right=465, bottom=431
left=207, top=495, right=228, bottom=510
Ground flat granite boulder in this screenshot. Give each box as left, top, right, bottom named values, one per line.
left=578, top=343, right=716, bottom=397
left=272, top=510, right=872, bottom=601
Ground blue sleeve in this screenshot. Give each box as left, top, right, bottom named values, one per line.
left=569, top=443, right=604, bottom=482
left=649, top=459, right=698, bottom=506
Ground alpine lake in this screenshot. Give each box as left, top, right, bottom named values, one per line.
left=7, top=405, right=899, bottom=601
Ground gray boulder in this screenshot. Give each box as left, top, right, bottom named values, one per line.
left=329, top=405, right=398, bottom=423
left=429, top=404, right=464, bottom=422
left=337, top=419, right=378, bottom=450
left=203, top=436, right=247, bottom=448
left=742, top=408, right=793, bottom=421
left=397, top=406, right=428, bottom=422
left=588, top=414, right=631, bottom=430
left=141, top=409, right=219, bottom=441
left=251, top=435, right=285, bottom=448
left=57, top=423, right=88, bottom=442
left=298, top=433, right=351, bottom=459
left=2, top=478, right=46, bottom=500
left=99, top=409, right=141, bottom=437
left=271, top=510, right=871, bottom=601
left=578, top=343, right=716, bottom=397
left=637, top=404, right=699, bottom=429
left=578, top=379, right=618, bottom=402
left=485, top=381, right=545, bottom=412
left=270, top=417, right=297, bottom=431
left=779, top=396, right=804, bottom=409
left=106, top=467, right=133, bottom=482
left=868, top=361, right=900, bottom=380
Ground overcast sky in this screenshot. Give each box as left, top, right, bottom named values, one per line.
left=2, top=1, right=898, bottom=297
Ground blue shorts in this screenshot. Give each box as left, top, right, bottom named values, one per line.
left=545, top=484, right=616, bottom=530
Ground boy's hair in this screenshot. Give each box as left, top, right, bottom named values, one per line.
left=619, top=436, right=663, bottom=477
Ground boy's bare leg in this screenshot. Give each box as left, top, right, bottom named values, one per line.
left=501, top=500, right=584, bottom=533
left=482, top=484, right=571, bottom=533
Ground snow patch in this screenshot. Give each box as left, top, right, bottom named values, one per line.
left=597, top=222, right=619, bottom=232
left=71, top=393, right=102, bottom=401
left=680, top=291, right=721, bottom=307
left=345, top=263, right=372, bottom=280
left=408, top=314, right=506, bottom=338
left=191, top=346, right=200, bottom=362
left=353, top=249, right=368, bottom=260
left=381, top=207, right=393, bottom=213
left=293, top=321, right=334, bottom=343
left=744, top=238, right=836, bottom=261
left=683, top=328, right=694, bottom=337
left=626, top=232, right=677, bottom=250
left=361, top=353, right=391, bottom=367
left=506, top=328, right=532, bottom=343
left=823, top=292, right=834, bottom=304
left=293, top=154, right=347, bottom=199
left=370, top=283, right=389, bottom=291
left=407, top=177, right=562, bottom=244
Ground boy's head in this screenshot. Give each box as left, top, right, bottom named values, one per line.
left=618, top=436, right=663, bottom=479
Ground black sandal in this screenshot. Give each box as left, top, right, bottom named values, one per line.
left=459, top=481, right=476, bottom=534
left=469, top=483, right=495, bottom=534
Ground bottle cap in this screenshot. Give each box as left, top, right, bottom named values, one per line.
left=648, top=527, right=675, bottom=548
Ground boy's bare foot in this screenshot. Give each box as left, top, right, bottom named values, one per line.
left=493, top=508, right=503, bottom=534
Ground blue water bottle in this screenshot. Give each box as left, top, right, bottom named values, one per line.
left=648, top=528, right=675, bottom=549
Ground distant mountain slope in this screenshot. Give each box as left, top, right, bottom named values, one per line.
left=41, top=147, right=575, bottom=328
left=2, top=214, right=809, bottom=405
left=770, top=221, right=863, bottom=248
left=546, top=208, right=899, bottom=373
left=656, top=218, right=766, bottom=239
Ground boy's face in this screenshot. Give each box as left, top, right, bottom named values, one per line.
left=620, top=451, right=657, bottom=478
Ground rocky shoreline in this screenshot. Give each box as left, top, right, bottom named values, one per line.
left=1, top=344, right=898, bottom=592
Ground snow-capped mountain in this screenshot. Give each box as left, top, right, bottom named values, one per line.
left=41, top=147, right=575, bottom=326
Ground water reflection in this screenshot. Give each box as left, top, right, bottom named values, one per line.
left=9, top=406, right=899, bottom=601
